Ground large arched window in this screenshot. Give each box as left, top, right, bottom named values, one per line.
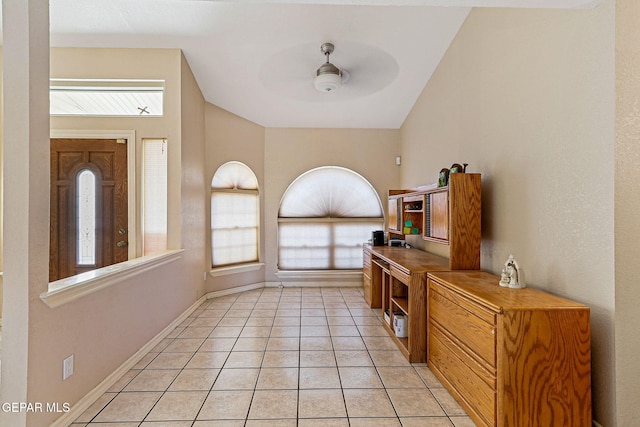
left=278, top=166, right=383, bottom=270
left=211, top=161, right=259, bottom=267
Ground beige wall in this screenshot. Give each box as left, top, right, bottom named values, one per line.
left=615, top=0, right=640, bottom=425
left=204, top=104, right=266, bottom=292
left=264, top=128, right=401, bottom=281
left=401, top=3, right=615, bottom=425
left=1, top=47, right=207, bottom=425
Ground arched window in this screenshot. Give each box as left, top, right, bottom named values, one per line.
left=278, top=166, right=383, bottom=270
left=211, top=161, right=259, bottom=267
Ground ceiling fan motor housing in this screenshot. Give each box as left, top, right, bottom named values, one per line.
left=315, top=42, right=342, bottom=92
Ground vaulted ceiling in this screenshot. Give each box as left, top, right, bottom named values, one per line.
left=4, top=0, right=604, bottom=128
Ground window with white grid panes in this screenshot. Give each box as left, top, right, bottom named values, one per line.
left=278, top=166, right=383, bottom=270
left=211, top=162, right=259, bottom=267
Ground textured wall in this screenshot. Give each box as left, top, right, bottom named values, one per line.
left=615, top=0, right=640, bottom=425
left=400, top=4, right=615, bottom=425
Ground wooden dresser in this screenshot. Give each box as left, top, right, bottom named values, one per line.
left=363, top=244, right=450, bottom=362
left=427, top=271, right=592, bottom=427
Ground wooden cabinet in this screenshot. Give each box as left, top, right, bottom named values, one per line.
left=388, top=173, right=481, bottom=270
left=427, top=271, right=592, bottom=427
left=364, top=244, right=449, bottom=362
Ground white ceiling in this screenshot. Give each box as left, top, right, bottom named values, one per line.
left=5, top=0, right=604, bottom=128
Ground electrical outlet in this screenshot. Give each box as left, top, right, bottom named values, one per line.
left=63, top=355, right=74, bottom=380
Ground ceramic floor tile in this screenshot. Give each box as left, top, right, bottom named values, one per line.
left=250, top=309, right=277, bottom=317
left=189, top=317, right=222, bottom=327
left=298, top=389, right=347, bottom=419
left=275, top=309, right=301, bottom=317
left=414, top=366, right=444, bottom=388
left=74, top=392, right=117, bottom=422
left=332, top=336, right=366, bottom=351
left=233, top=337, right=268, bottom=351
left=449, top=416, right=477, bottom=427
left=377, top=367, right=427, bottom=389
left=140, top=422, right=192, bottom=427
left=197, top=390, right=253, bottom=420
left=146, top=353, right=194, bottom=370
left=151, top=339, right=173, bottom=353
left=123, top=369, right=180, bottom=391
left=217, top=317, right=248, bottom=327
left=93, top=392, right=162, bottom=422
left=400, top=417, right=455, bottom=427
left=107, top=370, right=140, bottom=392
left=245, top=317, right=275, bottom=327
left=298, top=419, right=349, bottom=427
left=368, top=350, right=411, bottom=367
left=240, top=326, right=272, bottom=337
left=224, top=351, right=264, bottom=368
left=193, top=421, right=245, bottom=427
left=431, top=388, right=467, bottom=416
left=256, top=367, right=299, bottom=389
left=338, top=366, right=384, bottom=388
left=299, top=367, right=341, bottom=389
left=342, top=389, right=396, bottom=418
left=334, top=350, right=373, bottom=367
left=210, top=326, right=243, bottom=338
left=300, top=336, right=333, bottom=351
left=185, top=351, right=229, bottom=369
left=326, top=316, right=356, bottom=326
left=248, top=390, right=298, bottom=419
left=262, top=351, right=300, bottom=367
left=299, top=350, right=337, bottom=367
left=325, top=309, right=351, bottom=317
left=212, top=368, right=260, bottom=390
left=267, top=337, right=300, bottom=351
left=168, top=368, right=220, bottom=391
left=199, top=338, right=236, bottom=352
left=145, top=391, right=207, bottom=421
left=133, top=353, right=159, bottom=369
left=163, top=338, right=205, bottom=353
left=244, top=420, right=297, bottom=427
left=356, top=325, right=389, bottom=337
left=271, top=326, right=301, bottom=337
left=387, top=388, right=446, bottom=417
left=329, top=325, right=361, bottom=336
left=301, top=308, right=326, bottom=316
left=226, top=310, right=253, bottom=317
left=273, top=316, right=301, bottom=326
left=178, top=327, right=215, bottom=339
left=348, top=418, right=402, bottom=427
left=353, top=316, right=383, bottom=326
left=301, top=316, right=328, bottom=326
left=362, top=336, right=398, bottom=351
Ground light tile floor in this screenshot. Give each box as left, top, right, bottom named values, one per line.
left=71, top=287, right=477, bottom=426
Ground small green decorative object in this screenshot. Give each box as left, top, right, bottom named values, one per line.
left=438, top=168, right=449, bottom=187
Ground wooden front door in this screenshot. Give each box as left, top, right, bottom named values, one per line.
left=50, top=138, right=128, bottom=281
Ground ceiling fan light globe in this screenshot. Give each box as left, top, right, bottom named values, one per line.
left=314, top=72, right=342, bottom=93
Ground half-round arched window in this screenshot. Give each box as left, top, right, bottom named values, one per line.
left=278, top=166, right=383, bottom=270
left=211, top=161, right=259, bottom=267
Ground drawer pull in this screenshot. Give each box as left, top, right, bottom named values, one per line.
left=491, top=329, right=495, bottom=335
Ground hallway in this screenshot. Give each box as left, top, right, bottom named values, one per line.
left=69, top=286, right=475, bottom=426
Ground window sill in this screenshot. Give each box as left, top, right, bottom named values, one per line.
left=40, top=249, right=184, bottom=308
left=209, top=262, right=264, bottom=277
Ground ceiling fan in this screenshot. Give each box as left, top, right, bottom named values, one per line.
left=314, top=42, right=349, bottom=93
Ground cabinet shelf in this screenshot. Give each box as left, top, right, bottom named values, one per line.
left=392, top=297, right=409, bottom=315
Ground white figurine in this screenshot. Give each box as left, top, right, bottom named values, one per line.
left=499, top=254, right=525, bottom=289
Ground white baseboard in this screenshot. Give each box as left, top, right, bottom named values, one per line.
left=51, top=295, right=206, bottom=427
left=205, top=282, right=266, bottom=299
left=593, top=421, right=604, bottom=427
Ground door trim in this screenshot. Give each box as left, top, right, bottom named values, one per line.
left=50, top=129, right=137, bottom=262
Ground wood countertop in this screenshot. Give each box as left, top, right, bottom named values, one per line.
left=364, top=244, right=450, bottom=274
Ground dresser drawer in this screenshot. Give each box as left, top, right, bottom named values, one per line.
left=430, top=324, right=496, bottom=427
left=429, top=281, right=497, bottom=368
